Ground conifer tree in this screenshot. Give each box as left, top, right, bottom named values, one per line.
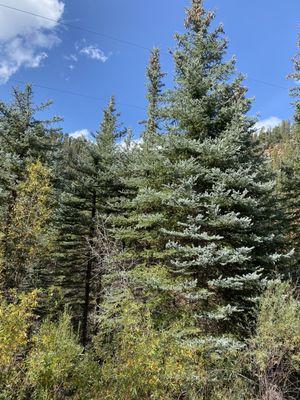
left=279, top=36, right=300, bottom=272
left=55, top=97, right=125, bottom=345
left=161, top=0, right=286, bottom=338
left=0, top=85, right=61, bottom=291
left=113, top=48, right=173, bottom=266
left=144, top=48, right=165, bottom=138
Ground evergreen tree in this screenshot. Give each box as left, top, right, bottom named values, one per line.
left=279, top=36, right=300, bottom=272
left=161, top=0, right=286, bottom=338
left=264, top=36, right=300, bottom=276
left=54, top=137, right=92, bottom=329
left=55, top=97, right=125, bottom=344
left=113, top=48, right=173, bottom=266
left=108, top=49, right=207, bottom=346
left=143, top=48, right=166, bottom=138
left=0, top=85, right=61, bottom=291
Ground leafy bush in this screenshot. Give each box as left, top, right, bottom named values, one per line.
left=247, top=281, right=300, bottom=399
left=95, top=291, right=205, bottom=400
left=26, top=312, right=100, bottom=400
left=196, top=281, right=300, bottom=400
left=0, top=290, right=38, bottom=399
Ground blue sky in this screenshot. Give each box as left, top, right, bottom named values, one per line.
left=0, top=0, right=299, bottom=138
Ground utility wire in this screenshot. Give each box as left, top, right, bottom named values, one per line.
left=246, top=77, right=288, bottom=90
left=10, top=79, right=147, bottom=111
left=0, top=3, right=154, bottom=53
left=0, top=2, right=291, bottom=100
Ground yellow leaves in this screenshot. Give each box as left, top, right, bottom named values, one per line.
left=97, top=297, right=204, bottom=400
left=25, top=312, right=101, bottom=399
left=10, top=160, right=52, bottom=248
left=3, top=160, right=54, bottom=286
left=0, top=290, right=38, bottom=368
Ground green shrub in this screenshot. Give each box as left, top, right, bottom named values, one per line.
left=26, top=312, right=100, bottom=400
left=248, top=281, right=300, bottom=399
left=95, top=292, right=205, bottom=400
left=0, top=290, right=38, bottom=399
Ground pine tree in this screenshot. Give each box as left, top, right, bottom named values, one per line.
left=55, top=97, right=125, bottom=345
left=112, top=48, right=174, bottom=266
left=143, top=48, right=166, bottom=139
left=160, top=0, right=286, bottom=338
left=0, top=85, right=61, bottom=291
left=279, top=36, right=300, bottom=273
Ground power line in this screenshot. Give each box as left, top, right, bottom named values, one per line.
left=247, top=77, right=289, bottom=90
left=10, top=79, right=147, bottom=111
left=0, top=3, right=291, bottom=94
left=0, top=3, right=154, bottom=53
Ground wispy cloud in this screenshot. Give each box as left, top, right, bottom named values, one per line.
left=69, top=129, right=90, bottom=139
left=79, top=45, right=109, bottom=62
left=66, top=40, right=110, bottom=69
left=254, top=116, right=282, bottom=131
left=0, top=0, right=64, bottom=84
left=65, top=53, right=78, bottom=62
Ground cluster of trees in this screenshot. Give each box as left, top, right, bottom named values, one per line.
left=0, top=1, right=299, bottom=399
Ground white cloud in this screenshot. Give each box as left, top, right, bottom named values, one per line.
left=254, top=116, right=282, bottom=131
left=65, top=41, right=110, bottom=69
left=0, top=0, right=64, bottom=83
left=69, top=129, right=90, bottom=139
left=79, top=45, right=109, bottom=62
left=65, top=53, right=78, bottom=62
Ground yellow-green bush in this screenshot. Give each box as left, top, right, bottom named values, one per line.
left=1, top=281, right=299, bottom=400
left=247, top=281, right=300, bottom=399
left=26, top=312, right=100, bottom=400
left=0, top=290, right=38, bottom=399
left=2, top=161, right=54, bottom=289
left=197, top=281, right=300, bottom=400
left=95, top=290, right=205, bottom=400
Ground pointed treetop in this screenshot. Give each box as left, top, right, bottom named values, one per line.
left=143, top=48, right=165, bottom=139
left=289, top=36, right=300, bottom=83
left=108, top=95, right=116, bottom=114
left=98, top=95, right=117, bottom=141
left=288, top=35, right=300, bottom=122
left=94, top=95, right=126, bottom=153
left=101, top=95, right=116, bottom=130
left=185, top=0, right=214, bottom=32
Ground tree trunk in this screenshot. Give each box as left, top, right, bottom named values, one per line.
left=81, top=190, right=96, bottom=346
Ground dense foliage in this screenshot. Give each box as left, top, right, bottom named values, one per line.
left=0, top=1, right=299, bottom=399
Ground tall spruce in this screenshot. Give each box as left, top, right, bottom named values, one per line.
left=280, top=36, right=300, bottom=272
left=108, top=49, right=205, bottom=337
left=161, top=0, right=286, bottom=338
left=55, top=97, right=124, bottom=344
left=113, top=48, right=173, bottom=266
